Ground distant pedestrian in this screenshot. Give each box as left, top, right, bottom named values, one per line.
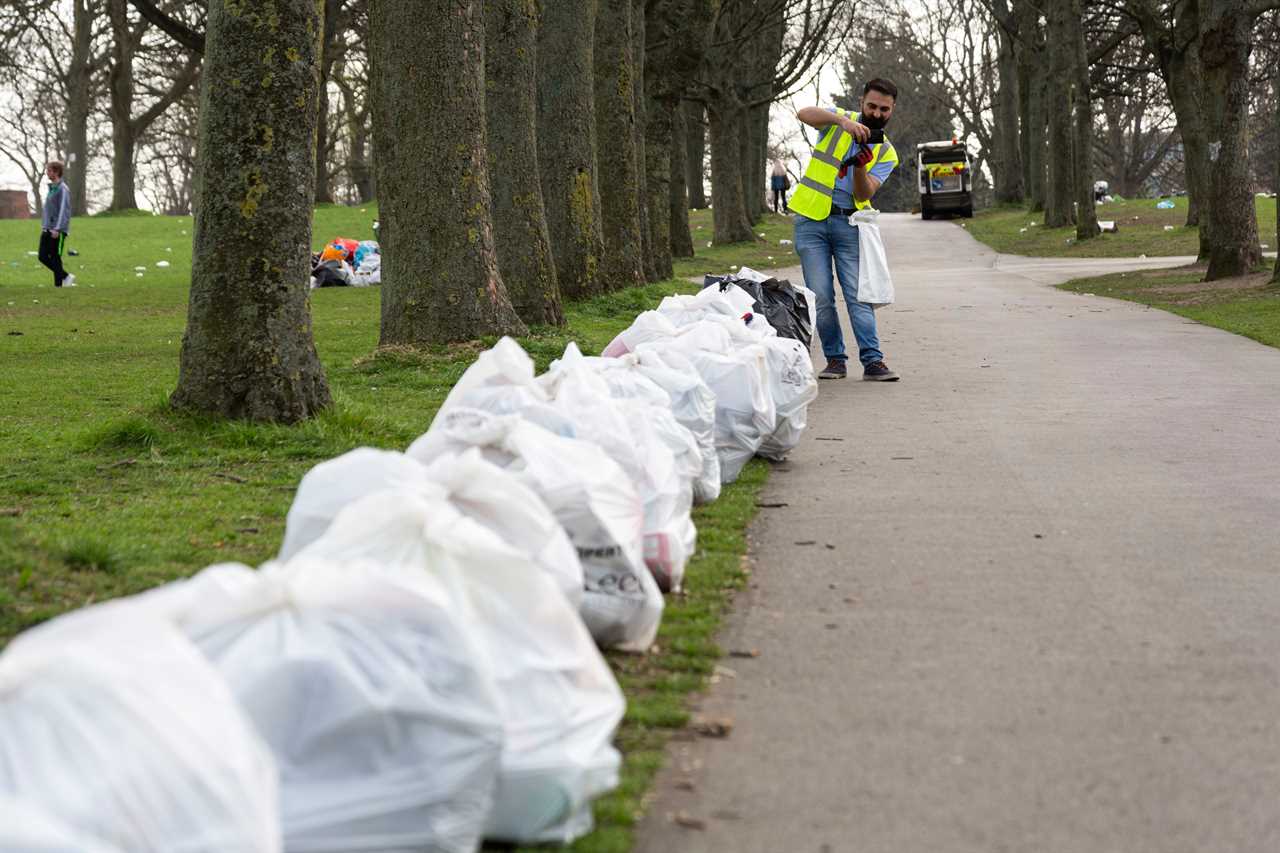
left=39, top=160, right=74, bottom=288
left=770, top=159, right=790, bottom=214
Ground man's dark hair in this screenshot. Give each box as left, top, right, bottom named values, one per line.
left=863, top=78, right=898, bottom=100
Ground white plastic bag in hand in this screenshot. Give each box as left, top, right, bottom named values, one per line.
left=280, top=446, right=583, bottom=606
left=0, top=614, right=281, bottom=853
left=145, top=560, right=504, bottom=853
left=295, top=490, right=626, bottom=844
left=408, top=407, right=662, bottom=650
left=851, top=209, right=894, bottom=305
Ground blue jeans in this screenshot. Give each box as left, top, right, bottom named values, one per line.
left=793, top=213, right=883, bottom=366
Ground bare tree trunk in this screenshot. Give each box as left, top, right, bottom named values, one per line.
left=1014, top=0, right=1046, bottom=212
left=67, top=0, right=93, bottom=214
left=707, top=93, right=755, bottom=243
left=594, top=0, right=645, bottom=290
left=746, top=104, right=769, bottom=222
left=1130, top=0, right=1212, bottom=248
left=993, top=0, right=1024, bottom=204
left=314, top=0, right=342, bottom=205
left=1273, top=50, right=1279, bottom=284
left=669, top=99, right=695, bottom=257
left=538, top=0, right=605, bottom=298
left=1068, top=0, right=1098, bottom=241
left=632, top=0, right=659, bottom=281
left=336, top=65, right=374, bottom=203
left=172, top=0, right=331, bottom=423
left=108, top=0, right=139, bottom=211
left=1043, top=2, right=1074, bottom=228
left=485, top=0, right=563, bottom=325
left=644, top=89, right=676, bottom=279
left=370, top=0, right=526, bottom=343
left=1199, top=0, right=1262, bottom=280
left=685, top=99, right=707, bottom=208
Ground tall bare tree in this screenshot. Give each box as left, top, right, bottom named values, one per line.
left=370, top=0, right=526, bottom=344
left=485, top=0, right=563, bottom=325
left=684, top=100, right=707, bottom=208
left=105, top=0, right=201, bottom=211
left=538, top=0, right=606, bottom=298
left=594, top=0, right=646, bottom=290
left=1273, top=31, right=1280, bottom=283
left=698, top=0, right=849, bottom=244
left=1198, top=0, right=1272, bottom=279
left=1124, top=0, right=1214, bottom=253
left=1043, top=2, right=1076, bottom=227
left=989, top=0, right=1024, bottom=203
left=669, top=99, right=696, bottom=258
left=171, top=0, right=331, bottom=422
left=1069, top=0, right=1099, bottom=240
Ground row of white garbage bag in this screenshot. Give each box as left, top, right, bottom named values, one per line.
left=0, top=273, right=818, bottom=853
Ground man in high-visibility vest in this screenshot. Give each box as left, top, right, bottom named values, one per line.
left=789, top=78, right=900, bottom=381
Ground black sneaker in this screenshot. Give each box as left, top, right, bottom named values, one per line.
left=862, top=360, right=899, bottom=381
left=818, top=359, right=848, bottom=380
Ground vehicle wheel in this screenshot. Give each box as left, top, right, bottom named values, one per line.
left=962, top=206, right=973, bottom=218
left=921, top=208, right=932, bottom=221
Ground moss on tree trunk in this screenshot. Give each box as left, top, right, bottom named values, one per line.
left=537, top=0, right=605, bottom=299
left=369, top=0, right=526, bottom=344
left=171, top=0, right=332, bottom=424
left=594, top=0, right=646, bottom=290
left=485, top=0, right=564, bottom=326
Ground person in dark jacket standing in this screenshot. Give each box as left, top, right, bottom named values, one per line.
left=770, top=159, right=790, bottom=213
left=39, top=160, right=75, bottom=288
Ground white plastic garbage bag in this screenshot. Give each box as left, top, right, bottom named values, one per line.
left=0, top=797, right=125, bottom=853
left=408, top=407, right=662, bottom=651
left=295, top=490, right=626, bottom=844
left=435, top=336, right=579, bottom=437
left=667, top=325, right=776, bottom=483
left=280, top=446, right=583, bottom=606
left=601, top=310, right=679, bottom=357
left=851, top=209, right=894, bottom=305
left=559, top=351, right=704, bottom=489
left=758, top=337, right=819, bottom=460
left=543, top=344, right=696, bottom=592
left=630, top=345, right=721, bottom=503
left=144, top=560, right=504, bottom=853
left=0, top=614, right=281, bottom=853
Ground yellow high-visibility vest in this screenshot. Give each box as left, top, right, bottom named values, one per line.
left=788, top=110, right=899, bottom=220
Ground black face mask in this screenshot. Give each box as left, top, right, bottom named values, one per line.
left=861, top=112, right=889, bottom=130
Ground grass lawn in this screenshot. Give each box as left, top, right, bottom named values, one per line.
left=0, top=204, right=777, bottom=852
left=673, top=207, right=798, bottom=279
left=967, top=195, right=1278, bottom=259
left=1058, top=262, right=1280, bottom=349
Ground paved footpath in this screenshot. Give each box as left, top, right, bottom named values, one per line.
left=636, top=215, right=1280, bottom=853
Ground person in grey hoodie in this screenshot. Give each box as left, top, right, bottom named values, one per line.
left=39, top=160, right=74, bottom=288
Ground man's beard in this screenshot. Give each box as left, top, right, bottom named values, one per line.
left=861, top=112, right=889, bottom=130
